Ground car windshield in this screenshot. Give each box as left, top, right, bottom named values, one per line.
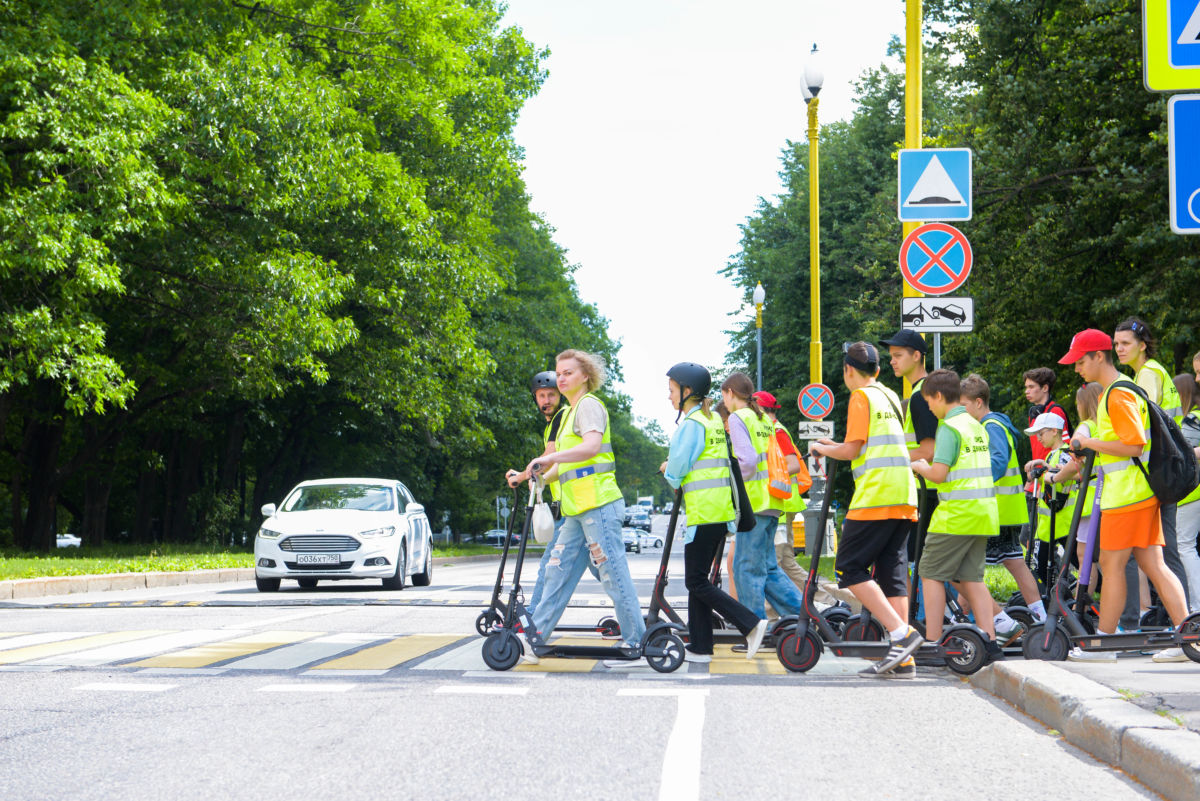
left=283, top=484, right=394, bottom=512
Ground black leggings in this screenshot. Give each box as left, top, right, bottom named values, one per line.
left=684, top=523, right=760, bottom=655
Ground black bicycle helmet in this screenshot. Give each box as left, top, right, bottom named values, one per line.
left=666, top=362, right=712, bottom=412
left=530, top=371, right=557, bottom=394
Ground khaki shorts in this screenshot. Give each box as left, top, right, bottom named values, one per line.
left=919, top=532, right=988, bottom=583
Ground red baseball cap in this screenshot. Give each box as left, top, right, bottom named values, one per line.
left=1058, top=328, right=1112, bottom=364
left=751, top=391, right=781, bottom=409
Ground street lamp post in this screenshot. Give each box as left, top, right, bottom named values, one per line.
left=753, top=282, right=766, bottom=389
left=803, top=44, right=824, bottom=386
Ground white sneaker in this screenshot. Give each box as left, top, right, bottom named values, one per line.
left=1151, top=647, right=1189, bottom=663
left=518, top=632, right=539, bottom=665
left=1067, top=647, right=1116, bottom=662
left=683, top=650, right=712, bottom=664
left=745, top=619, right=769, bottom=660
left=602, top=656, right=649, bottom=668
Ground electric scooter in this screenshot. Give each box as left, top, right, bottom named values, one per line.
left=773, top=460, right=992, bottom=676
left=1022, top=449, right=1200, bottom=662
left=474, top=486, right=619, bottom=638
left=481, top=472, right=687, bottom=673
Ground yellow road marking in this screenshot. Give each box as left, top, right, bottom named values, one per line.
left=708, top=643, right=788, bottom=675
left=0, top=631, right=171, bottom=665
left=311, top=634, right=463, bottom=670
left=131, top=630, right=316, bottom=668
left=515, top=635, right=609, bottom=672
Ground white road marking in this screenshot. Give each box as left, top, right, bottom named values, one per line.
left=257, top=683, right=357, bottom=693
left=74, top=683, right=177, bottom=693
left=30, top=629, right=228, bottom=666
left=619, top=688, right=709, bottom=801
left=136, top=667, right=229, bottom=676
left=461, top=670, right=547, bottom=679
left=434, top=684, right=529, bottom=696
left=0, top=632, right=92, bottom=651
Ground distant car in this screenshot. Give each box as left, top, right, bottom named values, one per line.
left=626, top=509, right=651, bottom=531
left=928, top=303, right=965, bottom=325
left=254, top=478, right=434, bottom=592
left=483, top=528, right=519, bottom=547
left=622, top=528, right=643, bottom=553
left=56, top=533, right=81, bottom=548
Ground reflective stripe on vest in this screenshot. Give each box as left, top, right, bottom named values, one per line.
left=1096, top=383, right=1154, bottom=512
left=849, top=384, right=917, bottom=511
left=773, top=420, right=807, bottom=513
left=983, top=417, right=1027, bottom=526
left=928, top=411, right=999, bottom=537
left=733, top=408, right=775, bottom=513
left=680, top=409, right=736, bottom=525
left=556, top=394, right=623, bottom=516
left=1035, top=448, right=1076, bottom=542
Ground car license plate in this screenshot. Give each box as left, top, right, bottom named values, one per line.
left=296, top=554, right=338, bottom=565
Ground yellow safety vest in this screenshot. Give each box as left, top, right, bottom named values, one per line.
left=542, top=409, right=564, bottom=503
left=732, top=407, right=777, bottom=514
left=1096, top=382, right=1154, bottom=512
left=928, top=411, right=999, bottom=537
left=1138, top=359, right=1183, bottom=424
left=556, top=394, right=622, bottom=516
left=1074, top=420, right=1099, bottom=515
left=849, top=384, right=917, bottom=511
left=1035, top=447, right=1075, bottom=542
left=982, top=417, right=1026, bottom=526
left=773, top=421, right=808, bottom=514
left=680, top=408, right=736, bottom=526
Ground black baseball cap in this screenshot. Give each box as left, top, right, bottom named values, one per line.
left=878, top=329, right=927, bottom=355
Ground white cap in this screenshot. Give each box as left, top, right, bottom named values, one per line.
left=1024, top=412, right=1065, bottom=436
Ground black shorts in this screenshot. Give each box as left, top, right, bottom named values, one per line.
left=909, top=482, right=939, bottom=563
left=835, top=517, right=911, bottom=597
left=985, top=525, right=1024, bottom=565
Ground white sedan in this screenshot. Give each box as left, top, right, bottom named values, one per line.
left=254, top=478, right=434, bottom=592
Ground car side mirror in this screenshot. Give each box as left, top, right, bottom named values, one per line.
left=405, top=502, right=425, bottom=515
left=261, top=503, right=277, bottom=518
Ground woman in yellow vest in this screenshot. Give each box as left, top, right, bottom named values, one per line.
left=521, top=350, right=645, bottom=665
left=661, top=363, right=767, bottom=662
left=720, top=371, right=805, bottom=623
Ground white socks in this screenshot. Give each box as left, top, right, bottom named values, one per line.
left=889, top=624, right=909, bottom=641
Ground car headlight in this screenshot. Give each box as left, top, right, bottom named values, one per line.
left=257, top=527, right=282, bottom=539
left=359, top=526, right=396, bottom=538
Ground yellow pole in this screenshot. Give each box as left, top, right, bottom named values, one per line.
left=808, top=96, right=821, bottom=386
left=901, top=0, right=923, bottom=398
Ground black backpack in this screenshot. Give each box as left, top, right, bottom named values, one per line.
left=1105, top=380, right=1200, bottom=505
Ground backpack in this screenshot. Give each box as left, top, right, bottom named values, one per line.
left=766, top=432, right=793, bottom=500
left=1105, top=380, right=1200, bottom=505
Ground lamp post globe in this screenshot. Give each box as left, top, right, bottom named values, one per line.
left=753, top=282, right=765, bottom=389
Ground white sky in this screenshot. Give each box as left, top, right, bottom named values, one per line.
left=502, top=1, right=908, bottom=433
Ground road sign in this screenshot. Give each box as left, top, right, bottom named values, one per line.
left=899, top=223, right=973, bottom=296
left=1144, top=0, right=1200, bottom=91
left=1169, top=94, right=1200, bottom=234
left=795, top=420, right=834, bottom=440
left=798, top=383, right=835, bottom=420
left=897, top=148, right=972, bottom=221
left=901, top=296, right=975, bottom=333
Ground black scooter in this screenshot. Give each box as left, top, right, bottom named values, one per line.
left=1023, top=449, right=1200, bottom=662
left=773, top=460, right=992, bottom=676
left=481, top=474, right=687, bottom=673
left=474, top=486, right=619, bottom=639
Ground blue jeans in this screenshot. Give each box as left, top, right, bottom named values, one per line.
left=734, top=514, right=804, bottom=619
left=531, top=498, right=645, bottom=647
left=527, top=516, right=600, bottom=618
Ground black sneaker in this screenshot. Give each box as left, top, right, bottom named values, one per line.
left=984, top=639, right=1006, bottom=663
left=880, top=656, right=916, bottom=679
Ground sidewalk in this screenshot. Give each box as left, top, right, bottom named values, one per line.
left=968, top=654, right=1200, bottom=801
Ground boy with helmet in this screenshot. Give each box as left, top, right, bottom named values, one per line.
left=662, top=363, right=767, bottom=661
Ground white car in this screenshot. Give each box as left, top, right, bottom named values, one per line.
left=56, top=533, right=81, bottom=548
left=254, top=478, right=434, bottom=592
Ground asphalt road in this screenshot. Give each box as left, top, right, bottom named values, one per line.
left=0, top=546, right=1161, bottom=800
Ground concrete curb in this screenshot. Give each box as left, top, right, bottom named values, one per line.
left=969, top=660, right=1200, bottom=801
left=0, top=554, right=507, bottom=601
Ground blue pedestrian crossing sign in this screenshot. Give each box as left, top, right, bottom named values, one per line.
left=1169, top=94, right=1200, bottom=234
left=897, top=148, right=972, bottom=222
left=1144, top=0, right=1200, bottom=91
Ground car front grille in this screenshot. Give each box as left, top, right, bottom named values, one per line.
left=279, top=535, right=360, bottom=553
left=284, top=561, right=356, bottom=571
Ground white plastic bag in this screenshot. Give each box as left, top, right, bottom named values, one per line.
left=530, top=481, right=556, bottom=544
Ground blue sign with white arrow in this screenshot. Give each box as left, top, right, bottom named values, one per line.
left=1169, top=94, right=1200, bottom=234
left=897, top=148, right=972, bottom=222
left=1170, top=0, right=1200, bottom=68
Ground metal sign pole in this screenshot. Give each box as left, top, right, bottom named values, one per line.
left=934, top=332, right=942, bottom=370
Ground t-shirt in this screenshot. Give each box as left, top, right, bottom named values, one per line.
left=1028, top=399, right=1070, bottom=461
left=908, top=387, right=939, bottom=446
left=572, top=396, right=608, bottom=437
left=545, top=406, right=566, bottom=443
left=844, top=386, right=917, bottom=522
left=932, top=406, right=967, bottom=468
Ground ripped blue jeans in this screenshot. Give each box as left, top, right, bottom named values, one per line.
left=527, top=515, right=600, bottom=618
left=530, top=498, right=645, bottom=647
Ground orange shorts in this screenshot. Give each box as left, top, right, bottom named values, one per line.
left=1098, top=499, right=1163, bottom=550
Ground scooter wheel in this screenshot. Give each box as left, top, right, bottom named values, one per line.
left=597, top=616, right=620, bottom=637
left=481, top=630, right=521, bottom=671
left=820, top=607, right=851, bottom=637
left=776, top=627, right=822, bottom=673
left=843, top=614, right=885, bottom=642
left=645, top=631, right=685, bottom=673
left=1021, top=624, right=1070, bottom=661
left=941, top=628, right=988, bottom=675
left=1140, top=606, right=1171, bottom=630
left=475, top=610, right=499, bottom=637
left=1178, top=613, right=1200, bottom=664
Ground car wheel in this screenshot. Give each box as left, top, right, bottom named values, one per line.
left=255, top=576, right=280, bottom=592
left=411, top=548, right=433, bottom=587
left=297, top=578, right=318, bottom=590
left=654, top=539, right=663, bottom=549
left=382, top=543, right=407, bottom=590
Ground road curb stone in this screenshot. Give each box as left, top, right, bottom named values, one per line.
left=969, top=661, right=1200, bottom=801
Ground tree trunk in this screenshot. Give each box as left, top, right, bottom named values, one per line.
left=19, top=419, right=65, bottom=551
left=81, top=471, right=113, bottom=547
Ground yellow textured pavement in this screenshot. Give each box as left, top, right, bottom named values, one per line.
left=0, top=631, right=170, bottom=665
left=130, top=630, right=316, bottom=668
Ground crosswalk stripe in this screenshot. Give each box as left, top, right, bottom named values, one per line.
left=0, top=632, right=93, bottom=652
left=257, top=683, right=357, bottom=693
left=0, top=631, right=167, bottom=665
left=29, top=630, right=227, bottom=667
left=220, top=634, right=384, bottom=670
left=309, top=634, right=462, bottom=670
left=130, top=630, right=317, bottom=668
left=707, top=644, right=789, bottom=675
